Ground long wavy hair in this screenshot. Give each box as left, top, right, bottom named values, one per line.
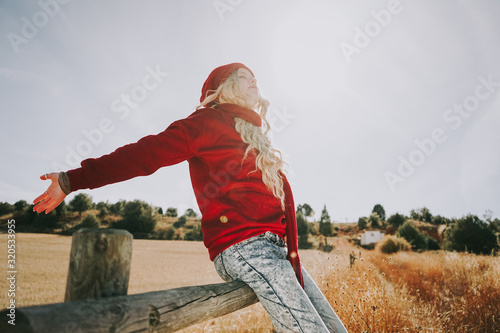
left=197, top=70, right=286, bottom=209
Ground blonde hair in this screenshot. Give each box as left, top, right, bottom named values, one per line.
left=197, top=70, right=286, bottom=209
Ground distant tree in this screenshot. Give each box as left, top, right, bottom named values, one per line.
left=70, top=194, right=93, bottom=216
left=297, top=203, right=314, bottom=218
left=410, top=209, right=420, bottom=220
left=185, top=208, right=197, bottom=217
left=482, top=209, right=494, bottom=223
left=410, top=207, right=433, bottom=223
left=14, top=200, right=29, bottom=212
left=387, top=213, right=406, bottom=228
left=372, top=204, right=386, bottom=221
left=96, top=201, right=109, bottom=211
left=98, top=207, right=108, bottom=219
left=0, top=202, right=15, bottom=216
left=358, top=217, right=368, bottom=230
left=368, top=212, right=381, bottom=229
left=319, top=205, right=333, bottom=244
left=173, top=215, right=187, bottom=228
left=109, top=200, right=126, bottom=215
left=165, top=207, right=178, bottom=217
left=444, top=215, right=499, bottom=255
left=397, top=221, right=427, bottom=250
left=431, top=215, right=448, bottom=225
left=115, top=200, right=157, bottom=234
left=420, top=207, right=433, bottom=223
left=157, top=207, right=164, bottom=215
left=296, top=210, right=312, bottom=249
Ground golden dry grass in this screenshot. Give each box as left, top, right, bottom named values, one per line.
left=1, top=233, right=498, bottom=332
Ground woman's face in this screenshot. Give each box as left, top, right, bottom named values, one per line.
left=237, top=68, right=259, bottom=106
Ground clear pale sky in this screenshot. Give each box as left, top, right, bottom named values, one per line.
left=1, top=0, right=499, bottom=222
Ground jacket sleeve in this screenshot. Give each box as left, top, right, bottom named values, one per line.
left=66, top=119, right=192, bottom=192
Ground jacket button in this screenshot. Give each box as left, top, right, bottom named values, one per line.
left=281, top=217, right=286, bottom=224
left=220, top=215, right=228, bottom=223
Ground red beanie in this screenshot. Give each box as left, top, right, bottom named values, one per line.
left=200, top=63, right=255, bottom=105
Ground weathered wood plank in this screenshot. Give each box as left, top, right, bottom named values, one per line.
left=0, top=280, right=259, bottom=333
left=65, top=228, right=133, bottom=302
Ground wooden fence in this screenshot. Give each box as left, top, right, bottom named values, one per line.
left=0, top=229, right=258, bottom=333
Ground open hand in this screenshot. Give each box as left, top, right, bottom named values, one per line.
left=33, top=173, right=67, bottom=214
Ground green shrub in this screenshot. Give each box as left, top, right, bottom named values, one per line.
left=425, top=235, right=441, bottom=250
left=69, top=194, right=93, bottom=216
left=0, top=202, right=15, bottom=216
left=173, top=215, right=187, bottom=228
left=444, top=215, right=499, bottom=255
left=377, top=235, right=411, bottom=254
left=109, top=200, right=126, bottom=215
left=397, top=221, right=427, bottom=250
left=368, top=212, right=381, bottom=228
left=358, top=217, right=368, bottom=230
left=114, top=200, right=158, bottom=234
left=387, top=213, right=406, bottom=227
left=153, top=226, right=175, bottom=240
left=165, top=207, right=178, bottom=217
left=98, top=207, right=108, bottom=219
left=184, top=208, right=197, bottom=217
left=79, top=214, right=101, bottom=229
left=14, top=200, right=29, bottom=212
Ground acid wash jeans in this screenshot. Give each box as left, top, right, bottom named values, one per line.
left=214, top=232, right=348, bottom=333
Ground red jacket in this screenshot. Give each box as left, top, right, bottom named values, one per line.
left=67, top=103, right=303, bottom=285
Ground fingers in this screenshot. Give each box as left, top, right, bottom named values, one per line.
left=44, top=201, right=59, bottom=214
left=33, top=191, right=49, bottom=205
left=33, top=199, right=51, bottom=213
left=40, top=173, right=57, bottom=181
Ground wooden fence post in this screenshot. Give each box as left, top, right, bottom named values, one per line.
left=65, top=228, right=133, bottom=302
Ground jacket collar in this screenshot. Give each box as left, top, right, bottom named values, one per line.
left=214, top=103, right=262, bottom=127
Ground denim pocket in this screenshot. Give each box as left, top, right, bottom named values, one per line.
left=214, top=253, right=232, bottom=282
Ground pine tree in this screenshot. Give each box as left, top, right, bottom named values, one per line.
left=372, top=204, right=386, bottom=221
left=319, top=205, right=333, bottom=245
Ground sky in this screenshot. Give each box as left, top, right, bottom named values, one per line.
left=1, top=0, right=499, bottom=222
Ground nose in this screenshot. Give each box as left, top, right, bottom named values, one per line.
left=250, top=76, right=257, bottom=84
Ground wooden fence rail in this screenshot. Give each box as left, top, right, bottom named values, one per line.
left=0, top=280, right=258, bottom=333
left=0, top=229, right=258, bottom=332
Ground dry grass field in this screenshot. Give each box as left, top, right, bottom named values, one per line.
left=1, top=233, right=499, bottom=332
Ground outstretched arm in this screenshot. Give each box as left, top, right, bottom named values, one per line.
left=33, top=173, right=68, bottom=214
left=32, top=117, right=195, bottom=214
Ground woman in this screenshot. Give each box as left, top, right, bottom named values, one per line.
left=33, top=63, right=347, bottom=332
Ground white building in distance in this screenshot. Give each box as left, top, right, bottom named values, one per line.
left=360, top=230, right=385, bottom=245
